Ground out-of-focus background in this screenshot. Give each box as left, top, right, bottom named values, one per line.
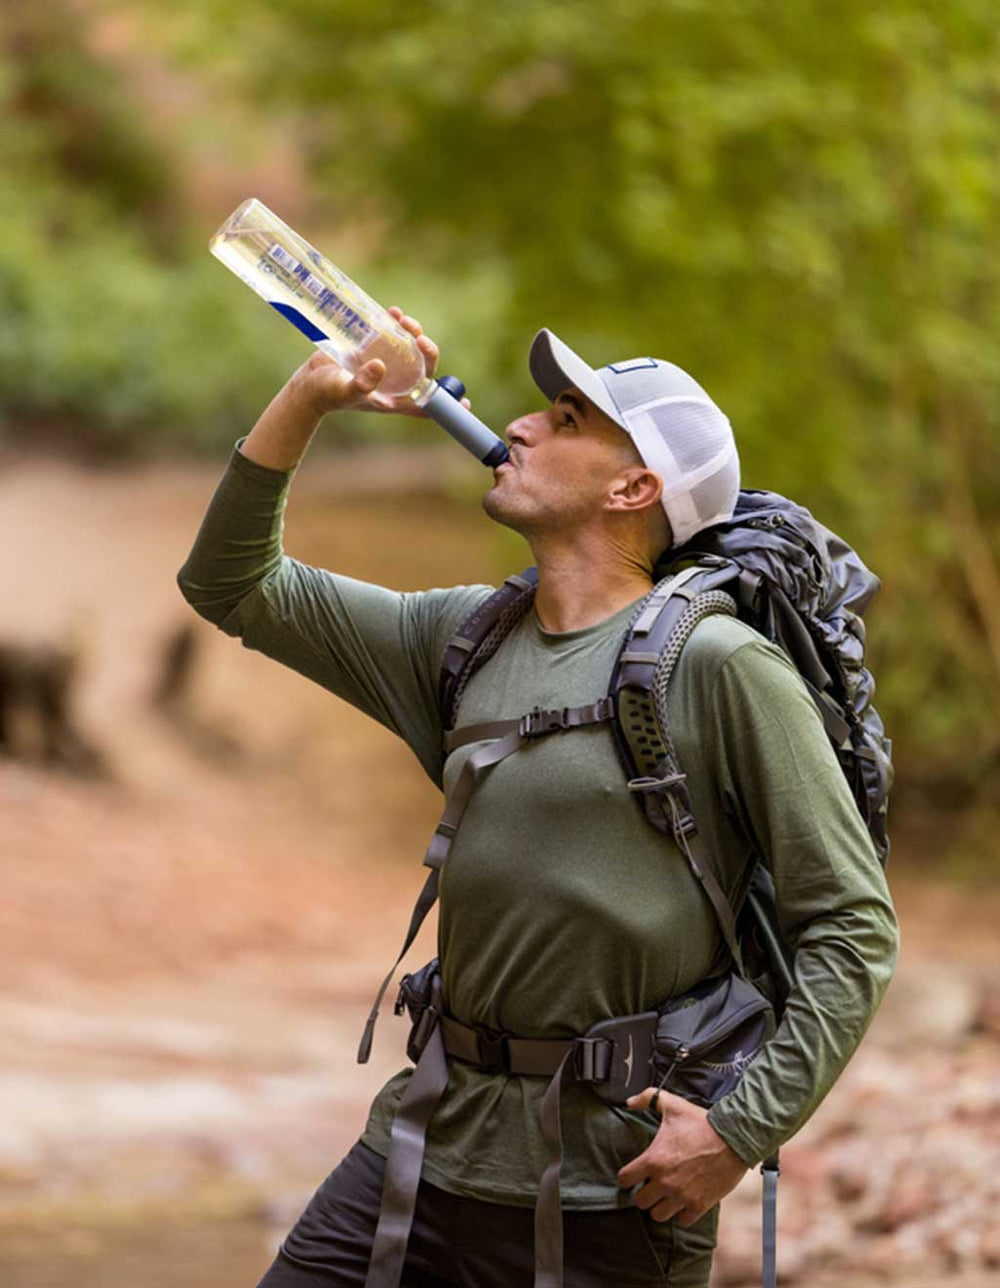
left=1, top=1, right=998, bottom=1285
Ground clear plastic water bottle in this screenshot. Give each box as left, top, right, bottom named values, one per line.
left=210, top=199, right=508, bottom=467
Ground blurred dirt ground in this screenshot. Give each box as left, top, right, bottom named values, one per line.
left=0, top=451, right=997, bottom=1288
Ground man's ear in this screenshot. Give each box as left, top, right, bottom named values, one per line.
left=605, top=467, right=664, bottom=514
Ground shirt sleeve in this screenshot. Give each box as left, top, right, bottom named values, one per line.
left=176, top=439, right=495, bottom=788
left=701, top=635, right=900, bottom=1167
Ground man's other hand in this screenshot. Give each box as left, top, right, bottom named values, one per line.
left=617, top=1087, right=749, bottom=1225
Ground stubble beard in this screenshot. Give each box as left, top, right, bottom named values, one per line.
left=481, top=479, right=531, bottom=537
left=481, top=470, right=561, bottom=543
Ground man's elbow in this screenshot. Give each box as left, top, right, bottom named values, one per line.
left=175, top=565, right=231, bottom=628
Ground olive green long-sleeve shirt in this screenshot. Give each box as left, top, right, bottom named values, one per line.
left=178, top=442, right=899, bottom=1209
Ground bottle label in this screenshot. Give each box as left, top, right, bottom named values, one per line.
left=263, top=243, right=377, bottom=348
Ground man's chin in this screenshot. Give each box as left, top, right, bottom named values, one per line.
left=481, top=484, right=525, bottom=534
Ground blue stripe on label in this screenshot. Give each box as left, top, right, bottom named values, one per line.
left=269, top=302, right=328, bottom=343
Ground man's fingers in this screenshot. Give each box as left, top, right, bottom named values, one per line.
left=626, top=1087, right=660, bottom=1114
left=417, top=333, right=439, bottom=377
left=650, top=1195, right=686, bottom=1224
left=631, top=1179, right=666, bottom=1212
left=617, top=1151, right=652, bottom=1189
left=387, top=307, right=450, bottom=391
left=672, top=1205, right=704, bottom=1228
left=352, top=359, right=386, bottom=396
left=388, top=307, right=423, bottom=338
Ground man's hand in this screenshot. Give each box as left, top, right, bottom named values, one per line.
left=617, top=1087, right=749, bottom=1225
left=242, top=308, right=469, bottom=471
left=291, top=308, right=471, bottom=420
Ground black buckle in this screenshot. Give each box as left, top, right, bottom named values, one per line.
left=573, top=1037, right=613, bottom=1083
left=410, top=1006, right=439, bottom=1057
left=476, top=1031, right=512, bottom=1074
left=519, top=706, right=570, bottom=738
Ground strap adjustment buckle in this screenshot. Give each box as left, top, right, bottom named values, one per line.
left=410, top=1005, right=440, bottom=1059
left=520, top=705, right=571, bottom=738
left=476, top=1031, right=512, bottom=1074
left=573, top=1036, right=614, bottom=1083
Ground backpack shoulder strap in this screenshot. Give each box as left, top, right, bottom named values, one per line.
left=610, top=558, right=749, bottom=975
left=610, top=557, right=740, bottom=805
left=438, top=567, right=539, bottom=733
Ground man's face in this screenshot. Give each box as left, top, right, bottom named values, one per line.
left=483, top=388, right=640, bottom=538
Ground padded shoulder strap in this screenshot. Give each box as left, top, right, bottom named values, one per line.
left=610, top=559, right=747, bottom=975
left=610, top=559, right=739, bottom=790
left=438, top=567, right=539, bottom=732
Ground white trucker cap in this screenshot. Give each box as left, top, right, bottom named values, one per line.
left=529, top=328, right=740, bottom=548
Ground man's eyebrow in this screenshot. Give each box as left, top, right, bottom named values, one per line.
left=555, top=392, right=588, bottom=421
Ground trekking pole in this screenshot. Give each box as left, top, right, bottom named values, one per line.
left=745, top=885, right=789, bottom=1288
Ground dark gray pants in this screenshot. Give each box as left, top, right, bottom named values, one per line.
left=255, top=1141, right=718, bottom=1288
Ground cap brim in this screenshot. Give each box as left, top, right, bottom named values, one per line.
left=528, top=329, right=628, bottom=432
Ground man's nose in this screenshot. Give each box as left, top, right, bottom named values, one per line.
left=504, top=409, right=550, bottom=446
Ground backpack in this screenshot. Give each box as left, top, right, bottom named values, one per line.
left=437, top=487, right=893, bottom=1016
left=358, top=488, right=892, bottom=1288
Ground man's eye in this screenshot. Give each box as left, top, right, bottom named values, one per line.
left=561, top=414, right=576, bottom=429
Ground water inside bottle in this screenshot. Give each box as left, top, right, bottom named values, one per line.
left=210, top=200, right=430, bottom=399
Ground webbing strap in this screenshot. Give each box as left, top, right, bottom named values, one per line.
left=444, top=698, right=614, bottom=754
left=802, top=677, right=852, bottom=747
left=425, top=726, right=524, bottom=867
left=364, top=1015, right=450, bottom=1288
left=534, top=1047, right=577, bottom=1288
left=629, top=564, right=706, bottom=636
left=762, top=1154, right=780, bottom=1288
left=667, top=795, right=746, bottom=978
left=440, top=1014, right=578, bottom=1076
left=443, top=717, right=520, bottom=751
left=357, top=866, right=440, bottom=1064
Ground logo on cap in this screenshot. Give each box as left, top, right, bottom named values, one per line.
left=607, top=358, right=658, bottom=375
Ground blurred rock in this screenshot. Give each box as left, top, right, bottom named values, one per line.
left=971, top=983, right=1000, bottom=1042
left=981, top=1222, right=1000, bottom=1267
left=861, top=1174, right=937, bottom=1233
left=870, top=959, right=980, bottom=1049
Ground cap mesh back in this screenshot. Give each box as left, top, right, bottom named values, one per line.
left=643, top=400, right=725, bottom=476
left=625, top=395, right=740, bottom=544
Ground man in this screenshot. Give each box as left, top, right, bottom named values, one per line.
left=178, top=309, right=899, bottom=1287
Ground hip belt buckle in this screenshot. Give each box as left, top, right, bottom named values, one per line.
left=573, top=1036, right=614, bottom=1083
left=476, top=1031, right=512, bottom=1074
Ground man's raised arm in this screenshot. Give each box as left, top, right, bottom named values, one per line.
left=174, top=312, right=493, bottom=784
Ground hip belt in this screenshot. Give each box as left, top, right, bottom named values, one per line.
left=362, top=958, right=778, bottom=1288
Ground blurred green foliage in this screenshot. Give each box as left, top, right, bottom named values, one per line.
left=3, top=0, right=999, bottom=859
left=0, top=1, right=307, bottom=450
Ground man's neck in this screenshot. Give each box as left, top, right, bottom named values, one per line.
left=529, top=536, right=655, bottom=634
